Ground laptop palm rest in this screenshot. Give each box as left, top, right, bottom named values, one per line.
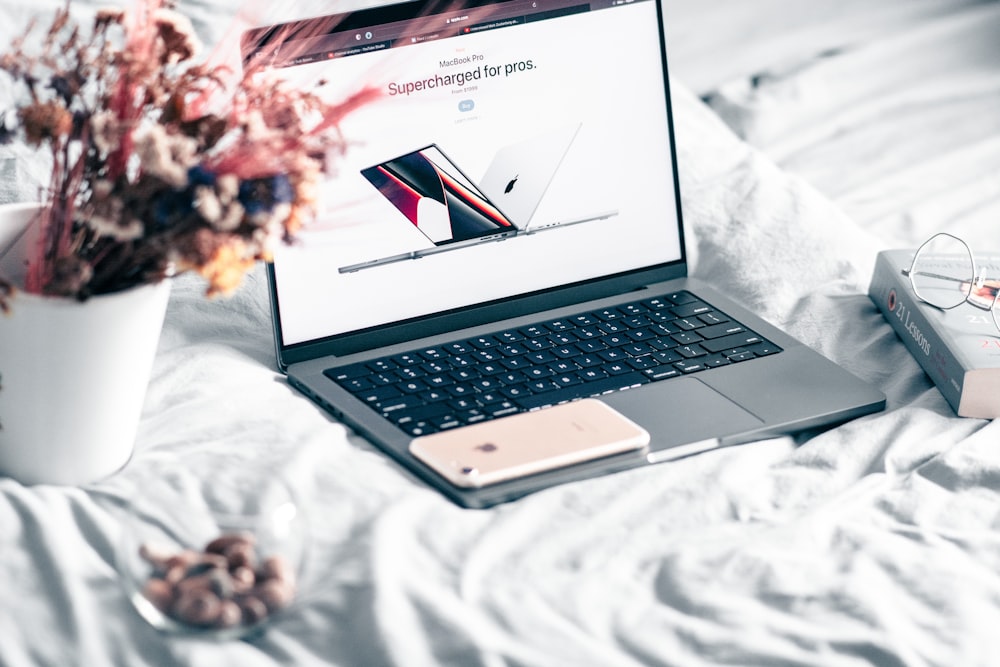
left=600, top=377, right=763, bottom=461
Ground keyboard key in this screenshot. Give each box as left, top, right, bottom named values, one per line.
left=418, top=390, right=449, bottom=403
left=547, top=332, right=579, bottom=346
left=525, top=350, right=558, bottom=364
left=698, top=323, right=746, bottom=339
left=495, top=331, right=524, bottom=343
left=552, top=374, right=583, bottom=387
left=450, top=398, right=481, bottom=411
left=367, top=359, right=398, bottom=373
left=543, top=319, right=575, bottom=332
left=358, top=385, right=401, bottom=404
left=642, top=297, right=672, bottom=310
left=325, top=363, right=370, bottom=382
left=390, top=353, right=423, bottom=367
left=698, top=311, right=729, bottom=326
left=576, top=340, right=608, bottom=354
left=643, top=366, right=681, bottom=380
left=429, top=415, right=462, bottom=430
left=619, top=303, right=648, bottom=316
left=673, top=318, right=703, bottom=331
left=473, top=377, right=502, bottom=391
left=594, top=308, right=623, bottom=321
left=597, top=320, right=628, bottom=334
left=575, top=354, right=603, bottom=368
left=699, top=332, right=764, bottom=354
left=671, top=331, right=703, bottom=346
left=471, top=349, right=503, bottom=363
left=398, top=380, right=427, bottom=394
left=524, top=366, right=555, bottom=379
left=527, top=380, right=560, bottom=393
left=488, top=405, right=520, bottom=419
left=666, top=291, right=698, bottom=305
left=378, top=394, right=426, bottom=413
left=676, top=345, right=707, bottom=359
left=578, top=368, right=608, bottom=382
left=423, top=375, right=454, bottom=388
left=391, top=402, right=451, bottom=425
left=339, top=377, right=373, bottom=392
left=626, top=356, right=658, bottom=370
left=671, top=301, right=712, bottom=317
left=747, top=342, right=782, bottom=356
left=597, top=348, right=629, bottom=362
left=675, top=359, right=707, bottom=373
left=500, top=385, right=533, bottom=400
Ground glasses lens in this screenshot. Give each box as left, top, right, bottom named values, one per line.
left=910, top=234, right=973, bottom=309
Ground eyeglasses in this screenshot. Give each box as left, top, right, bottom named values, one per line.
left=900, top=232, right=1000, bottom=333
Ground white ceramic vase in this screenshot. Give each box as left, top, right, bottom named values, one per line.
left=0, top=202, right=171, bottom=485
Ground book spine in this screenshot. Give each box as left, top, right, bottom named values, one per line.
left=868, top=252, right=967, bottom=415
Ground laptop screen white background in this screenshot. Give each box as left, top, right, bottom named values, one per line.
left=266, top=0, right=681, bottom=346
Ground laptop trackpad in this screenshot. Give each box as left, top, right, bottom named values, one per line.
left=600, top=377, right=763, bottom=457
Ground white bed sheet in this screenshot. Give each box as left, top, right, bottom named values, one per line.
left=1, top=1, right=999, bottom=665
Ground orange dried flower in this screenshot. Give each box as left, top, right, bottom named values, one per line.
left=18, top=100, right=72, bottom=146
left=197, top=242, right=256, bottom=298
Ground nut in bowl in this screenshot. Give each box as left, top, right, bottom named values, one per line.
left=118, top=475, right=306, bottom=639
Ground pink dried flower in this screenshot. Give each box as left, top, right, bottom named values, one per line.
left=153, top=8, right=200, bottom=65
left=0, top=0, right=375, bottom=300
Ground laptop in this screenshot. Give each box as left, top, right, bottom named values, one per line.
left=242, top=0, right=886, bottom=508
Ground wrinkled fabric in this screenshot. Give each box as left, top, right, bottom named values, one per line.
left=1, top=1, right=999, bottom=666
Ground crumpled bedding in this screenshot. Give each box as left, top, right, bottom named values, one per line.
left=1, top=1, right=999, bottom=665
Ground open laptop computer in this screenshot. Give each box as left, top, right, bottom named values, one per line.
left=242, top=0, right=885, bottom=508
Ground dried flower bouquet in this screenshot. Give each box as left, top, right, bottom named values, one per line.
left=0, top=0, right=376, bottom=306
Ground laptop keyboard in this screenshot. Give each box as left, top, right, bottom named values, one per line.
left=325, top=290, right=782, bottom=436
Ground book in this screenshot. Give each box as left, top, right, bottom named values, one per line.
left=869, top=249, right=1000, bottom=418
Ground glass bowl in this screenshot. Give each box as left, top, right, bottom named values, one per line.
left=116, top=470, right=307, bottom=639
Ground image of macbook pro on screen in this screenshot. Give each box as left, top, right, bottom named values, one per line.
left=340, top=128, right=615, bottom=274
left=245, top=0, right=886, bottom=509
left=340, top=145, right=517, bottom=273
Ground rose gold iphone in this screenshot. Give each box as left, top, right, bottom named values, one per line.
left=408, top=398, right=650, bottom=488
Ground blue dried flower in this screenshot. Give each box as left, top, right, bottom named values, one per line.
left=238, top=174, right=293, bottom=215
left=151, top=187, right=195, bottom=230
left=187, top=164, right=217, bottom=187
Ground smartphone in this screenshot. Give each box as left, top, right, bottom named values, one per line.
left=408, top=398, right=650, bottom=488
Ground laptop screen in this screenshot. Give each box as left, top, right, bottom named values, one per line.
left=243, top=0, right=684, bottom=354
